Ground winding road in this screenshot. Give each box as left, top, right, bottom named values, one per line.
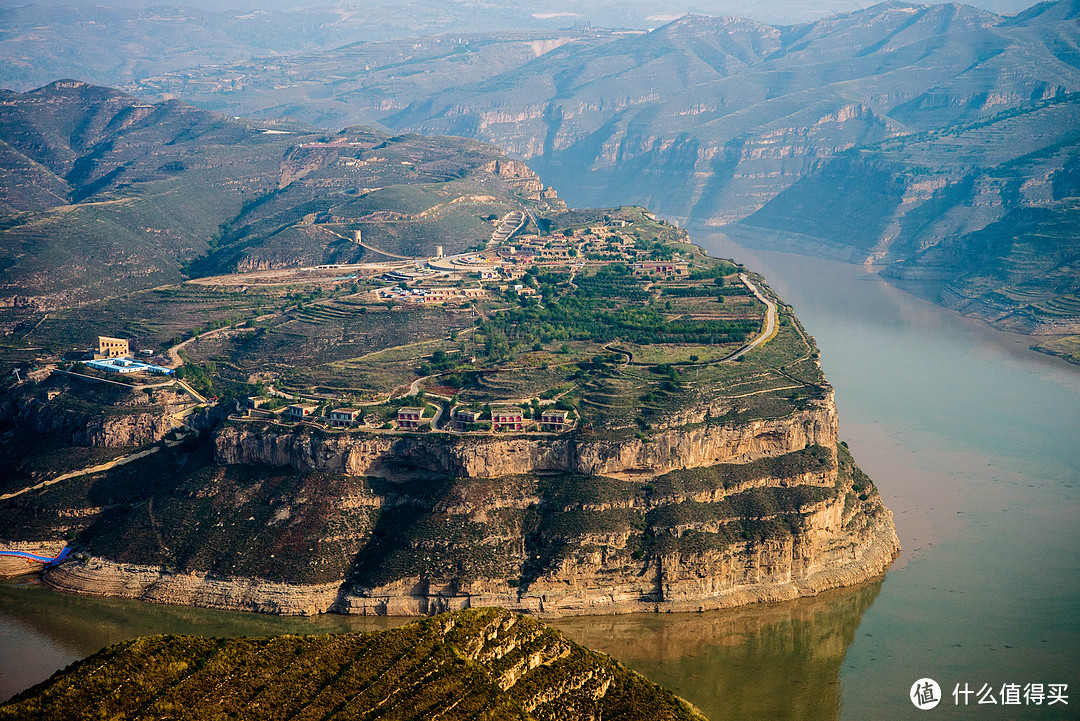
left=727, top=273, right=778, bottom=361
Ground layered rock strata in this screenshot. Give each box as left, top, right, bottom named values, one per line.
left=44, top=394, right=899, bottom=617
left=213, top=400, right=837, bottom=478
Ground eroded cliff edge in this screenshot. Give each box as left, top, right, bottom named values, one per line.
left=41, top=391, right=899, bottom=617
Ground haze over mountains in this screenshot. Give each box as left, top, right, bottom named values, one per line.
left=0, top=0, right=1042, bottom=93
left=2, top=0, right=1079, bottom=343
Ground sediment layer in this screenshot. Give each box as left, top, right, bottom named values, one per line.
left=42, top=394, right=898, bottom=618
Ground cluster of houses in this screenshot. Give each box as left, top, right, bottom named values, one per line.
left=632, top=260, right=689, bottom=277
left=375, top=285, right=486, bottom=304
left=272, top=401, right=570, bottom=434
left=454, top=406, right=569, bottom=433
left=502, top=223, right=690, bottom=277
left=281, top=403, right=363, bottom=428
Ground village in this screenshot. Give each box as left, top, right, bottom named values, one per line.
left=45, top=206, right=770, bottom=441
left=218, top=211, right=701, bottom=435
left=370, top=214, right=688, bottom=306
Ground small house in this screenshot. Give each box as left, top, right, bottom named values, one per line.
left=97, top=336, right=129, bottom=359
left=397, top=406, right=424, bottom=430
left=632, top=261, right=689, bottom=277
left=452, top=408, right=481, bottom=431
left=329, top=408, right=361, bottom=428
left=284, top=404, right=318, bottom=422
left=540, top=410, right=569, bottom=433
left=492, top=408, right=523, bottom=432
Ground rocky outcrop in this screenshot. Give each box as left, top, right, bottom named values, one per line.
left=42, top=462, right=898, bottom=618
left=40, top=421, right=897, bottom=618
left=482, top=158, right=558, bottom=202
left=1, top=395, right=173, bottom=448
left=336, top=468, right=899, bottom=617
left=43, top=558, right=343, bottom=615
left=214, top=397, right=836, bottom=478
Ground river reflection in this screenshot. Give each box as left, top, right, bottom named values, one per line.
left=0, top=572, right=882, bottom=718
left=552, top=581, right=883, bottom=721
left=0, top=577, right=407, bottom=702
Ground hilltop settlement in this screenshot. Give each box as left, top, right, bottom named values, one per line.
left=0, top=82, right=897, bottom=618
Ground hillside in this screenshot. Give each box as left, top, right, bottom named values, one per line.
left=0, top=204, right=898, bottom=617
left=128, top=1, right=1080, bottom=223
left=0, top=0, right=906, bottom=93
left=0, top=81, right=562, bottom=329
left=739, top=92, right=1080, bottom=341
left=0, top=607, right=707, bottom=721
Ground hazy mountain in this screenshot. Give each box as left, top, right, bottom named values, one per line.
left=740, top=92, right=1080, bottom=334
left=389, top=2, right=1080, bottom=223
left=125, top=0, right=1076, bottom=337
left=5, top=1, right=1079, bottom=339
left=122, top=1, right=1080, bottom=222
left=0, top=0, right=940, bottom=93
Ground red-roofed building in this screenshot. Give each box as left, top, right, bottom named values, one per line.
left=397, top=407, right=424, bottom=430
left=492, top=408, right=523, bottom=432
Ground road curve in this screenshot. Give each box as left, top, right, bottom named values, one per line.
left=728, top=273, right=777, bottom=361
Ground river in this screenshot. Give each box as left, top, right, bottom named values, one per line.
left=2, top=233, right=1078, bottom=719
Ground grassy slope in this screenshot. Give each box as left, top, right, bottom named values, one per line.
left=0, top=608, right=706, bottom=721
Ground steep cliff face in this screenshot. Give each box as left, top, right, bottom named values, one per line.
left=0, top=382, right=180, bottom=448
left=213, top=398, right=836, bottom=478
left=331, top=443, right=898, bottom=617
left=41, top=396, right=896, bottom=617
left=10, top=398, right=173, bottom=448
left=739, top=96, right=1080, bottom=336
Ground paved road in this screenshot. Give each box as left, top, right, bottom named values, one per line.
left=727, top=273, right=778, bottom=361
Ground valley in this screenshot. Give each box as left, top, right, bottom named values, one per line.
left=108, top=0, right=1080, bottom=364
left=2, top=3, right=1077, bottom=715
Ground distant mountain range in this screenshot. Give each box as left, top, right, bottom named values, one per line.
left=112, top=0, right=1080, bottom=341
left=0, top=0, right=931, bottom=93
left=3, top=0, right=1079, bottom=345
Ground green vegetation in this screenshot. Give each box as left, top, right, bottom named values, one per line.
left=0, top=83, right=560, bottom=334
left=479, top=267, right=758, bottom=347
left=1032, top=334, right=1080, bottom=366
left=0, top=609, right=705, bottom=721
